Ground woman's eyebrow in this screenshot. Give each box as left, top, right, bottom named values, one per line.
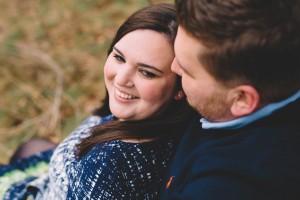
left=114, top=46, right=163, bottom=74
left=113, top=47, right=124, bottom=57
left=137, top=63, right=163, bottom=73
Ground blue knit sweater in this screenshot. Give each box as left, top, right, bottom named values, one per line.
left=5, top=115, right=178, bottom=199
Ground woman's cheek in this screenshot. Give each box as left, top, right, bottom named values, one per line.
left=103, top=62, right=116, bottom=81
left=141, top=85, right=165, bottom=101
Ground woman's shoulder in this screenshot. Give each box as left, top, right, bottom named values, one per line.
left=97, top=138, right=174, bottom=155
left=86, top=138, right=176, bottom=169
left=81, top=114, right=114, bottom=127
left=71, top=138, right=177, bottom=199
left=50, top=115, right=114, bottom=168
left=65, top=114, right=114, bottom=139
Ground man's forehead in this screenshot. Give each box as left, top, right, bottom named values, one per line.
left=174, top=27, right=203, bottom=69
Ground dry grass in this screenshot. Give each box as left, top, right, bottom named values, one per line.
left=0, top=0, right=173, bottom=163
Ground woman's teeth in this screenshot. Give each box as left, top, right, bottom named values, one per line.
left=116, top=89, right=137, bottom=99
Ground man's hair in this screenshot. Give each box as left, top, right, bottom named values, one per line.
left=176, top=0, right=300, bottom=102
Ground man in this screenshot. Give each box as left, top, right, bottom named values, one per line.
left=161, top=0, right=300, bottom=199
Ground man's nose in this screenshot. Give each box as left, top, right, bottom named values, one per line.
left=171, top=57, right=182, bottom=76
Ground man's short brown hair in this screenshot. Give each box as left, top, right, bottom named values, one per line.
left=176, top=0, right=300, bottom=102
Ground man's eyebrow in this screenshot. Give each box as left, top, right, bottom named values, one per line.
left=113, top=47, right=124, bottom=57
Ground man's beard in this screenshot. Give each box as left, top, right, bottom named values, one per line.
left=188, top=94, right=233, bottom=122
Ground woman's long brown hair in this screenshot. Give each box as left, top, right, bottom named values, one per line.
left=77, top=3, right=195, bottom=158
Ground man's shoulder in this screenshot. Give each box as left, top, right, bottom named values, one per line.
left=171, top=111, right=300, bottom=179
left=163, top=116, right=300, bottom=199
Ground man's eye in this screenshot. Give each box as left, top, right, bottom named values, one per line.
left=113, top=54, right=125, bottom=63
left=139, top=70, right=157, bottom=78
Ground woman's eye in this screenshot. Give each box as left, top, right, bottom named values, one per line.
left=139, top=70, right=157, bottom=78
left=113, top=54, right=125, bottom=63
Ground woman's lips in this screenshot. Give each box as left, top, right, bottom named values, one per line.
left=115, top=88, right=138, bottom=100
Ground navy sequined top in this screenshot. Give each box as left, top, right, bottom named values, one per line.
left=26, top=115, right=178, bottom=199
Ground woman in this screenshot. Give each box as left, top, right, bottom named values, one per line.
left=3, top=3, right=194, bottom=199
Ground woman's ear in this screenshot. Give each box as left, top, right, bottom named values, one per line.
left=174, top=90, right=185, bottom=100
left=230, top=85, right=260, bottom=117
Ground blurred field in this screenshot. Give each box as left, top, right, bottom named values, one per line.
left=0, top=0, right=173, bottom=163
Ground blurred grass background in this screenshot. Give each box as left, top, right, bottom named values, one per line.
left=0, top=0, right=173, bottom=164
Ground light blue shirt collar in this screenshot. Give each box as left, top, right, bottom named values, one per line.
left=201, top=90, right=300, bottom=130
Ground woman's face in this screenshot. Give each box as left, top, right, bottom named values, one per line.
left=104, top=29, right=177, bottom=121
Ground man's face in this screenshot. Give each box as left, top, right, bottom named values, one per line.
left=172, top=26, right=234, bottom=122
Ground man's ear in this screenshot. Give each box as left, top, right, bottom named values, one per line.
left=174, top=89, right=185, bottom=100
left=229, top=85, right=260, bottom=117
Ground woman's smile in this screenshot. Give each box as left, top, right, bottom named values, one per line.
left=104, top=29, right=177, bottom=120
left=115, top=87, right=138, bottom=100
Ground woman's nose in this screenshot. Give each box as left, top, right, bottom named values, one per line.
left=114, top=67, right=134, bottom=87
